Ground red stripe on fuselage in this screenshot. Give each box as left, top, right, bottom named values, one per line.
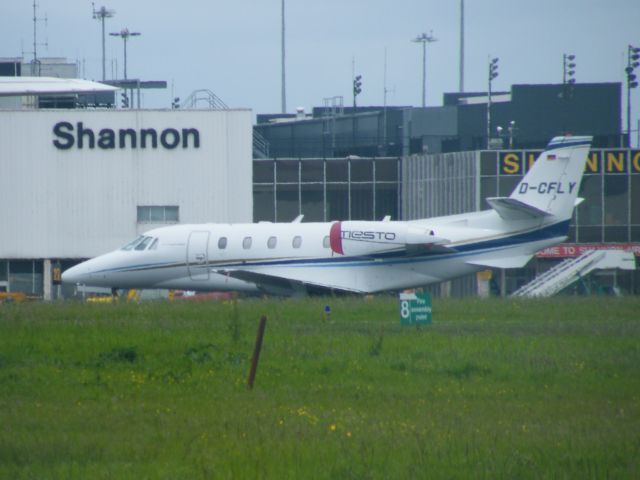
left=329, top=222, right=343, bottom=255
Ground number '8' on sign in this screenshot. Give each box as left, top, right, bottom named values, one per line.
left=399, top=292, right=432, bottom=326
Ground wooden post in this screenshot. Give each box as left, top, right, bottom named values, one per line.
left=247, top=315, right=267, bottom=390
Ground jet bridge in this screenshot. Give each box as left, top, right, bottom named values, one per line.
left=511, top=249, right=636, bottom=298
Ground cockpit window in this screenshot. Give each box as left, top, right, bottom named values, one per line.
left=122, top=235, right=157, bottom=251
left=135, top=236, right=153, bottom=251
left=121, top=236, right=145, bottom=251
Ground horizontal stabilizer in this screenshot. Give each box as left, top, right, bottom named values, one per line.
left=574, top=197, right=585, bottom=207
left=467, top=254, right=534, bottom=269
left=486, top=197, right=553, bottom=220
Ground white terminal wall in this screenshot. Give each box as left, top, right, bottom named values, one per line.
left=0, top=109, right=252, bottom=258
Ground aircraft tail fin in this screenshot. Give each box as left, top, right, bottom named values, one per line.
left=498, top=136, right=592, bottom=221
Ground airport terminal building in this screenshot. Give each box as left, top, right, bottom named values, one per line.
left=1, top=77, right=638, bottom=298
left=0, top=109, right=252, bottom=298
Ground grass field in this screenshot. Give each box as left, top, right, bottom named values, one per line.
left=1, top=296, right=639, bottom=479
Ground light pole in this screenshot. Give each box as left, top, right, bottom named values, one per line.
left=281, top=0, right=286, bottom=114
left=412, top=31, right=437, bottom=107
left=92, top=4, right=115, bottom=81
left=487, top=57, right=499, bottom=149
left=353, top=75, right=362, bottom=108
left=508, top=120, right=516, bottom=149
left=562, top=53, right=576, bottom=86
left=626, top=45, right=640, bottom=147
left=109, top=28, right=141, bottom=80
left=562, top=53, right=576, bottom=99
left=561, top=53, right=576, bottom=134
left=459, top=0, right=464, bottom=92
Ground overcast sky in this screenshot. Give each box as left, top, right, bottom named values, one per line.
left=2, top=0, right=639, bottom=126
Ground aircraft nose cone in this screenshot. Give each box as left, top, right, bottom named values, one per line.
left=61, top=264, right=91, bottom=284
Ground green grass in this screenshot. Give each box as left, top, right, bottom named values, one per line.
left=1, top=296, right=639, bottom=479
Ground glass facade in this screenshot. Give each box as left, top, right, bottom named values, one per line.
left=253, top=157, right=401, bottom=222
left=7, top=260, right=43, bottom=295
left=252, top=149, right=638, bottom=296
left=0, top=260, right=7, bottom=282
left=0, top=259, right=85, bottom=298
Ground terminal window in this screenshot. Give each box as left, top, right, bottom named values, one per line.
left=137, top=206, right=179, bottom=223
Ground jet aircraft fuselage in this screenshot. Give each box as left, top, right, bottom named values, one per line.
left=62, top=136, right=592, bottom=295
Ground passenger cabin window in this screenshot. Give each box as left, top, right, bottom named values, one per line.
left=267, top=236, right=277, bottom=249
left=218, top=237, right=228, bottom=249
left=323, top=236, right=330, bottom=248
left=243, top=237, right=252, bottom=249
left=292, top=236, right=302, bottom=248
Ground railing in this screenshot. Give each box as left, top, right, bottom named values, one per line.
left=511, top=250, right=603, bottom=297
left=253, top=130, right=270, bottom=158
left=180, top=89, right=228, bottom=110
left=511, top=249, right=636, bottom=297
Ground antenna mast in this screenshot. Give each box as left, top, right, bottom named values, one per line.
left=29, top=0, right=48, bottom=76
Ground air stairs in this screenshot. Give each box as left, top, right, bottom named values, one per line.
left=511, top=249, right=636, bottom=298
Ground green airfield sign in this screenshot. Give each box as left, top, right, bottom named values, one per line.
left=399, top=292, right=432, bottom=326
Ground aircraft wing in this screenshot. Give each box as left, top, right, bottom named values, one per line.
left=405, top=242, right=457, bottom=256
left=217, top=267, right=367, bottom=294
left=466, top=254, right=534, bottom=269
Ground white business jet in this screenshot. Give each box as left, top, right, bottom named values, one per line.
left=62, top=136, right=592, bottom=295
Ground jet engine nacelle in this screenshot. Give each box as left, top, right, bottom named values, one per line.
left=329, top=221, right=446, bottom=256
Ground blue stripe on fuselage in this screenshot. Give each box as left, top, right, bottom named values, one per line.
left=93, top=220, right=570, bottom=274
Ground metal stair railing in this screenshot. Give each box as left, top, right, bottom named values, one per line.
left=180, top=89, right=229, bottom=110
left=511, top=249, right=603, bottom=298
